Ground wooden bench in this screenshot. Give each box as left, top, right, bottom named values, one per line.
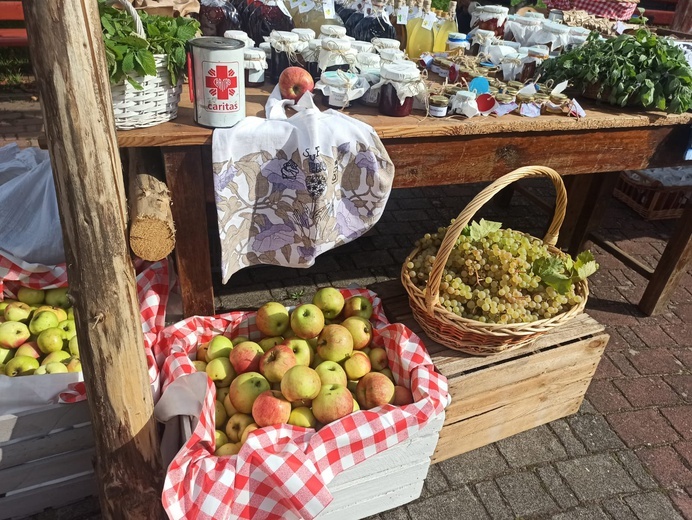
left=0, top=1, right=28, bottom=47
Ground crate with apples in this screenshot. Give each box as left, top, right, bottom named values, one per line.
left=155, top=287, right=448, bottom=520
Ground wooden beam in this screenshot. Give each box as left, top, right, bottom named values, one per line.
left=671, top=0, right=691, bottom=33
left=21, top=0, right=165, bottom=518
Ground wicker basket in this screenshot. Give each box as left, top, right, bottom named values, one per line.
left=109, top=0, right=182, bottom=130
left=614, top=170, right=691, bottom=220
left=401, top=166, right=589, bottom=356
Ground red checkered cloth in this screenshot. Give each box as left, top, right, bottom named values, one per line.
left=546, top=0, right=638, bottom=20
left=156, top=288, right=449, bottom=520
left=0, top=250, right=171, bottom=404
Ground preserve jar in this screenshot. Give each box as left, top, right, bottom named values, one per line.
left=495, top=92, right=515, bottom=104
left=372, top=37, right=401, bottom=53
left=317, top=70, right=362, bottom=108
left=224, top=29, right=254, bottom=48
left=428, top=95, right=448, bottom=117
left=472, top=5, right=509, bottom=37
left=379, top=48, right=406, bottom=65
left=318, top=37, right=357, bottom=74
left=377, top=62, right=424, bottom=117
left=292, top=27, right=316, bottom=43
left=356, top=52, right=382, bottom=106
left=446, top=32, right=468, bottom=51
left=502, top=15, right=542, bottom=47
left=546, top=92, right=568, bottom=114
left=451, top=90, right=477, bottom=116
left=269, top=31, right=306, bottom=83
left=515, top=92, right=535, bottom=114
left=199, top=0, right=241, bottom=37
left=533, top=91, right=549, bottom=111
left=303, top=39, right=322, bottom=81
left=351, top=40, right=376, bottom=54
left=566, top=26, right=590, bottom=51
left=471, top=29, right=495, bottom=57
left=244, top=47, right=268, bottom=86
left=529, top=21, right=570, bottom=55
left=519, top=45, right=548, bottom=83
left=319, top=24, right=348, bottom=39
left=437, top=58, right=453, bottom=78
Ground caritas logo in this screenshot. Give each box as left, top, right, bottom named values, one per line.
left=204, top=62, right=240, bottom=112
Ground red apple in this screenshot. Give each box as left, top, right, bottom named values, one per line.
left=229, top=341, right=264, bottom=374
left=311, top=384, right=354, bottom=424
left=316, top=324, right=353, bottom=363
left=355, top=372, right=395, bottom=409
left=278, top=66, right=315, bottom=101
left=259, top=344, right=297, bottom=383
left=252, top=390, right=291, bottom=427
left=392, top=385, right=414, bottom=406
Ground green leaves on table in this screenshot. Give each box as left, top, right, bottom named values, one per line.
left=532, top=250, right=599, bottom=295
left=539, top=29, right=692, bottom=113
left=100, top=1, right=199, bottom=89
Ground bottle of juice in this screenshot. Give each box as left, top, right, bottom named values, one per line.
left=353, top=0, right=396, bottom=41
left=344, top=1, right=364, bottom=36
left=405, top=0, right=423, bottom=54
left=295, top=0, right=344, bottom=33
left=433, top=1, right=457, bottom=52
left=407, top=0, right=433, bottom=59
left=199, top=0, right=242, bottom=36
left=389, top=0, right=407, bottom=49
left=245, top=0, right=294, bottom=46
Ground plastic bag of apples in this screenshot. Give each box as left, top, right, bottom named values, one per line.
left=0, top=249, right=171, bottom=413
left=154, top=287, right=449, bottom=520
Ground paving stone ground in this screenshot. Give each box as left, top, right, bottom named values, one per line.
left=4, top=97, right=691, bottom=520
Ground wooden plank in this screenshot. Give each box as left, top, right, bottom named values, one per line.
left=0, top=402, right=91, bottom=444
left=589, top=233, right=655, bottom=280
left=671, top=0, right=692, bottom=32
left=162, top=146, right=215, bottom=317
left=0, top=2, right=24, bottom=20
left=639, top=204, right=692, bottom=315
left=0, top=425, right=93, bottom=470
left=646, top=9, right=676, bottom=25
left=0, top=448, right=94, bottom=494
left=0, top=473, right=97, bottom=520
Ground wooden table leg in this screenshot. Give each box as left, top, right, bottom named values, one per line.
left=639, top=204, right=692, bottom=316
left=162, top=146, right=215, bottom=317
left=557, top=172, right=621, bottom=256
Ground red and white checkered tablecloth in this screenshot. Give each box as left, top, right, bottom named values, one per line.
left=546, top=0, right=638, bottom=20
left=156, top=287, right=449, bottom=520
left=0, top=250, right=171, bottom=403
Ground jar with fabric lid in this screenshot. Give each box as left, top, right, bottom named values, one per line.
left=351, top=40, right=376, bottom=54
left=269, top=31, right=307, bottom=83
left=524, top=11, right=545, bottom=19
left=429, top=95, right=449, bottom=117
left=502, top=16, right=542, bottom=47
left=376, top=62, right=425, bottom=117
left=566, top=26, right=590, bottom=51
left=529, top=21, right=570, bottom=55
left=317, top=70, right=363, bottom=108
left=473, top=5, right=509, bottom=36
left=244, top=48, right=268, bottom=87
left=303, top=39, right=322, bottom=81
left=318, top=38, right=357, bottom=74
left=259, top=41, right=272, bottom=78
left=319, top=24, right=348, bottom=39
left=452, top=90, right=477, bottom=115
left=446, top=32, right=468, bottom=51
left=224, top=29, right=254, bottom=48
left=519, top=45, right=548, bottom=83
left=292, top=28, right=316, bottom=43
left=379, top=48, right=406, bottom=65
left=356, top=52, right=382, bottom=106
left=372, top=37, right=401, bottom=53
left=471, top=29, right=495, bottom=57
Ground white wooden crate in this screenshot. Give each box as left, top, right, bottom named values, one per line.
left=0, top=401, right=97, bottom=520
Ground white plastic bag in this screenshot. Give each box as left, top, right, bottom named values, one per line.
left=0, top=143, right=65, bottom=265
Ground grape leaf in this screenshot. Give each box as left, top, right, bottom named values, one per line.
left=573, top=250, right=599, bottom=281
left=540, top=272, right=573, bottom=295
left=532, top=256, right=572, bottom=294
left=469, top=219, right=502, bottom=241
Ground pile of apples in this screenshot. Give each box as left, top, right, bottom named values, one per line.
left=0, top=287, right=81, bottom=376
left=194, top=288, right=413, bottom=457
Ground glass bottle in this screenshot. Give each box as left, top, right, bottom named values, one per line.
left=352, top=0, right=396, bottom=41
left=407, top=0, right=434, bottom=60
left=389, top=0, right=407, bottom=49
left=246, top=0, right=294, bottom=47
left=405, top=0, right=423, bottom=53
left=199, top=0, right=242, bottom=37
left=344, top=1, right=364, bottom=36
left=297, top=0, right=345, bottom=35
left=432, top=1, right=456, bottom=53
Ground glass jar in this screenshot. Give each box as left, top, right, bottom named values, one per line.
left=379, top=48, right=406, bottom=65
left=244, top=47, right=268, bottom=86
left=519, top=45, right=548, bottom=83
left=473, top=5, right=509, bottom=37
left=471, top=29, right=495, bottom=57
left=224, top=29, right=254, bottom=48
left=444, top=84, right=463, bottom=97
left=259, top=41, right=272, bottom=78
left=304, top=39, right=322, bottom=81
left=515, top=92, right=535, bottom=113
left=503, top=87, right=518, bottom=97
left=319, top=37, right=357, bottom=74
left=503, top=15, right=542, bottom=47
left=199, top=0, right=241, bottom=37
left=319, top=24, right=348, bottom=39
left=429, top=95, right=448, bottom=117
left=357, top=53, right=382, bottom=106
left=533, top=91, right=549, bottom=110
left=446, top=32, right=468, bottom=51
left=292, top=27, right=316, bottom=43
left=566, top=26, right=590, bottom=51
left=269, top=31, right=306, bottom=83
left=495, top=92, right=515, bottom=104
left=318, top=70, right=360, bottom=108
left=452, top=90, right=476, bottom=115
left=378, top=62, right=422, bottom=117
left=351, top=40, right=376, bottom=54
left=532, top=21, right=570, bottom=55
left=438, top=58, right=453, bottom=78
left=546, top=92, right=568, bottom=114
left=372, top=37, right=401, bottom=53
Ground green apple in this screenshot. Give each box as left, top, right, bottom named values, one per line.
left=352, top=398, right=360, bottom=412
left=256, top=302, right=290, bottom=337
left=37, top=327, right=66, bottom=354
left=206, top=357, right=236, bottom=387
left=258, top=336, right=284, bottom=352
left=17, top=287, right=45, bottom=306
left=67, top=336, right=79, bottom=358
left=215, top=430, right=229, bottom=451
left=57, top=320, right=76, bottom=340
left=5, top=355, right=39, bottom=376
left=283, top=337, right=312, bottom=367
left=314, top=360, right=348, bottom=387
left=289, top=304, right=324, bottom=340
left=343, top=351, right=371, bottom=381
left=228, top=371, right=270, bottom=414
left=369, top=347, right=388, bottom=371
left=231, top=335, right=250, bottom=346
left=342, top=296, right=373, bottom=320
left=215, top=442, right=241, bottom=456
left=35, top=362, right=69, bottom=374
left=4, top=302, right=32, bottom=322
left=0, top=321, right=31, bottom=348
left=65, top=357, right=82, bottom=373
left=0, top=299, right=17, bottom=313
left=379, top=367, right=395, bottom=383
left=280, top=365, right=321, bottom=402
left=192, top=360, right=207, bottom=372
left=222, top=392, right=238, bottom=417
left=312, top=287, right=345, bottom=320
left=225, top=412, right=255, bottom=443
left=206, top=335, right=233, bottom=361
left=341, top=316, right=373, bottom=350
left=311, top=384, right=354, bottom=424
left=0, top=345, right=14, bottom=364
left=29, top=311, right=59, bottom=336
left=288, top=406, right=317, bottom=428
left=216, top=386, right=230, bottom=403
left=196, top=341, right=210, bottom=362
left=34, top=305, right=67, bottom=323
left=316, top=324, right=353, bottom=363
left=215, top=400, right=228, bottom=429
left=41, top=350, right=71, bottom=365
left=45, top=287, right=70, bottom=308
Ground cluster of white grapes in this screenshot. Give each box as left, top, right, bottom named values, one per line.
left=406, top=226, right=583, bottom=324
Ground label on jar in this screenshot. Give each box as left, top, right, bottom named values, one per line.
left=396, top=6, right=408, bottom=24
left=299, top=0, right=316, bottom=13
left=421, top=12, right=437, bottom=30
left=520, top=102, right=541, bottom=117
left=429, top=104, right=447, bottom=117
left=323, top=0, right=336, bottom=18
left=328, top=89, right=349, bottom=108
left=248, top=69, right=265, bottom=84
left=439, top=68, right=449, bottom=78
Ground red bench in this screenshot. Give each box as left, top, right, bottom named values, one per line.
left=0, top=1, right=28, bottom=47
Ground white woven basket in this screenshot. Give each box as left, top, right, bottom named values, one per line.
left=109, top=0, right=183, bottom=130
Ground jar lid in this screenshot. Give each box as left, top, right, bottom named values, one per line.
left=380, top=62, right=421, bottom=81
left=569, top=26, right=591, bottom=36
left=351, top=41, right=375, bottom=53
left=429, top=95, right=448, bottom=107
left=372, top=37, right=401, bottom=50
left=550, top=92, right=568, bottom=102
left=495, top=93, right=514, bottom=103
left=292, top=28, right=316, bottom=41
left=271, top=30, right=300, bottom=43
left=189, top=37, right=245, bottom=51
left=356, top=52, right=381, bottom=69
left=528, top=45, right=549, bottom=58
left=224, top=30, right=251, bottom=42
left=308, top=38, right=323, bottom=50
left=244, top=48, right=266, bottom=60
left=488, top=86, right=499, bottom=95
left=534, top=92, right=549, bottom=100
left=516, top=92, right=534, bottom=102
left=524, top=11, right=545, bottom=18
left=476, top=29, right=496, bottom=37
left=514, top=15, right=542, bottom=26
left=321, top=37, right=352, bottom=51
left=448, top=32, right=466, bottom=41
left=320, top=25, right=347, bottom=38
left=504, top=87, right=518, bottom=95
left=455, top=90, right=476, bottom=100
left=320, top=70, right=358, bottom=86
left=543, top=21, right=570, bottom=33
left=479, top=5, right=509, bottom=14
left=379, top=48, right=406, bottom=62
left=507, top=80, right=524, bottom=89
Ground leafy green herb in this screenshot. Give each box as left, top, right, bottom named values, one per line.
left=99, top=1, right=199, bottom=89
left=463, top=219, right=503, bottom=241
left=532, top=250, right=599, bottom=294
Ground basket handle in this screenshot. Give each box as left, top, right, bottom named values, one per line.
left=424, top=165, right=567, bottom=313
left=110, top=0, right=146, bottom=39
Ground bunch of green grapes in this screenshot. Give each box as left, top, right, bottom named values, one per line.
left=406, top=224, right=584, bottom=324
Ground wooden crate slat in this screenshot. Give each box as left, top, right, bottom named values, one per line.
left=0, top=402, right=91, bottom=444
left=0, top=447, right=95, bottom=494
left=0, top=424, right=93, bottom=470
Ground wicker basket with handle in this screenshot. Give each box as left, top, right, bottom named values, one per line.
left=401, top=166, right=589, bottom=356
left=109, top=0, right=183, bottom=130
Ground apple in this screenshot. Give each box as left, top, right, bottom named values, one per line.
left=215, top=400, right=228, bottom=429
left=65, top=357, right=82, bottom=373
left=343, top=296, right=373, bottom=320
left=228, top=371, right=270, bottom=414
left=355, top=372, right=395, bottom=409
left=311, top=384, right=353, bottom=424
left=280, top=365, right=321, bottom=402
left=361, top=346, right=371, bottom=356
left=0, top=299, right=16, bottom=313
left=314, top=360, right=347, bottom=386
left=0, top=321, right=31, bottom=348
left=35, top=362, right=69, bottom=375
left=29, top=311, right=59, bottom=336
left=192, top=360, right=208, bottom=372
left=284, top=328, right=296, bottom=339
left=216, top=442, right=242, bottom=457
left=368, top=347, right=388, bottom=371
left=41, top=350, right=71, bottom=365
left=196, top=341, right=210, bottom=362
left=225, top=412, right=255, bottom=443
left=252, top=390, right=291, bottom=427
left=232, top=336, right=250, bottom=346
left=392, top=385, right=414, bottom=405
left=283, top=338, right=312, bottom=367
left=4, top=302, right=32, bottom=322
left=67, top=336, right=79, bottom=358
left=57, top=319, right=76, bottom=340
left=206, top=335, right=233, bottom=361
left=223, top=392, right=239, bottom=417
left=290, top=398, right=312, bottom=409
left=256, top=302, right=290, bottom=337
left=379, top=368, right=395, bottom=383
left=15, top=342, right=41, bottom=359
left=37, top=327, right=67, bottom=354
left=67, top=307, right=75, bottom=320
left=316, top=324, right=353, bottom=363
left=215, top=430, right=229, bottom=451
left=290, top=304, right=324, bottom=340
left=229, top=341, right=264, bottom=374
left=343, top=351, right=371, bottom=380
left=278, top=66, right=315, bottom=102
left=17, top=287, right=44, bottom=306
left=45, top=287, right=70, bottom=308
left=240, top=423, right=259, bottom=444
left=206, top=357, right=236, bottom=387
left=352, top=398, right=360, bottom=412
left=0, top=346, right=14, bottom=364
left=341, top=316, right=372, bottom=350
left=5, top=355, right=39, bottom=376
left=259, top=344, right=297, bottom=383
left=258, top=336, right=284, bottom=352
left=288, top=406, right=317, bottom=428
left=217, top=386, right=231, bottom=403
left=312, top=287, right=345, bottom=320
left=34, top=305, right=67, bottom=323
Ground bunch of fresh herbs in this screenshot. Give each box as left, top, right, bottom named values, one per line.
left=540, top=29, right=692, bottom=113
left=99, top=1, right=198, bottom=89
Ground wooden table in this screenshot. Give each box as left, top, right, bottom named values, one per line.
left=116, top=85, right=692, bottom=317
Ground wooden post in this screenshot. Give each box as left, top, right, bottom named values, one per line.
left=671, top=0, right=691, bottom=33
left=21, top=1, right=165, bottom=518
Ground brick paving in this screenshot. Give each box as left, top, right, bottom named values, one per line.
left=3, top=100, right=691, bottom=520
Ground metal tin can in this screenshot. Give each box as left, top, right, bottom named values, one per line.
left=548, top=9, right=564, bottom=22
left=189, top=37, right=246, bottom=128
